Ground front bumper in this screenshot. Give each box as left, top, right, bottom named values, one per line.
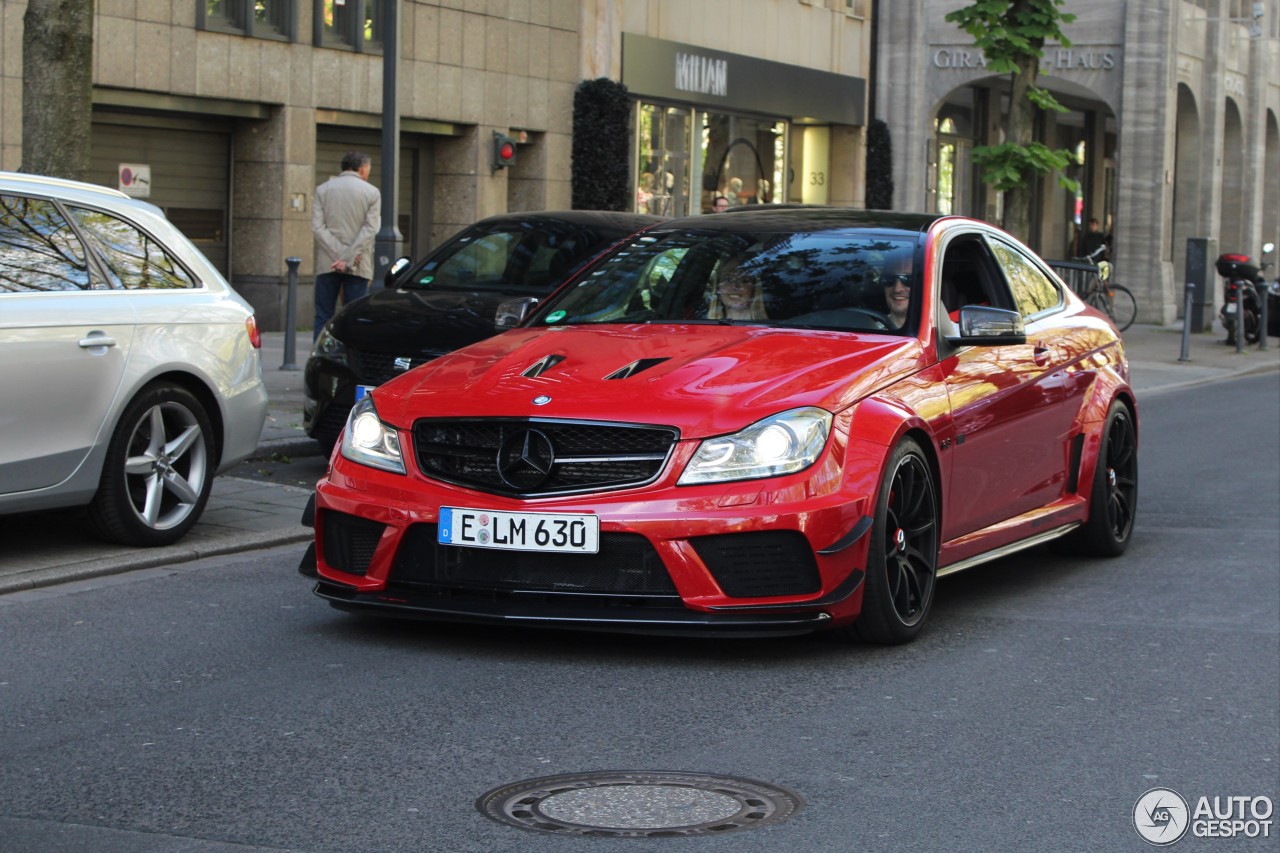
left=303, top=443, right=877, bottom=637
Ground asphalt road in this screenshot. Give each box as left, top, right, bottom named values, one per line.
left=1, top=375, right=1276, bottom=853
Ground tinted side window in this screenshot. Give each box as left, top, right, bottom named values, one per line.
left=67, top=206, right=196, bottom=290
left=415, top=231, right=519, bottom=291
left=410, top=224, right=600, bottom=295
left=991, top=239, right=1061, bottom=317
left=0, top=195, right=94, bottom=292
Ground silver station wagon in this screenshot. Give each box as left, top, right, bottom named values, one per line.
left=0, top=171, right=267, bottom=546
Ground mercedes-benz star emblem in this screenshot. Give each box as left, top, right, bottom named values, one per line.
left=497, top=429, right=556, bottom=490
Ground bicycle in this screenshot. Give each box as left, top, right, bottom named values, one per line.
left=1064, top=246, right=1138, bottom=332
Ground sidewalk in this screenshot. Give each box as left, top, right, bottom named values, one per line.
left=1, top=321, right=1277, bottom=596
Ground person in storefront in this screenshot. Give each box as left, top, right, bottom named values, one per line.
left=1074, top=216, right=1109, bottom=261
left=311, top=151, right=381, bottom=340
left=637, top=171, right=656, bottom=213
left=712, top=195, right=730, bottom=213
left=724, top=176, right=744, bottom=206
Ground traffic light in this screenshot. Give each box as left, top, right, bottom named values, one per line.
left=493, top=131, right=518, bottom=170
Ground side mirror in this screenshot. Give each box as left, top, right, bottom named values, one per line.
left=384, top=256, right=412, bottom=288
left=496, top=296, right=539, bottom=330
left=944, top=305, right=1027, bottom=347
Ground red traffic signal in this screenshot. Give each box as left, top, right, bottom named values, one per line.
left=493, top=131, right=518, bottom=170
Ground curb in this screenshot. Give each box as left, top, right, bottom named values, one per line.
left=0, top=528, right=314, bottom=596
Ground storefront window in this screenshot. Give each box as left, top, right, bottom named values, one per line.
left=635, top=103, right=787, bottom=217
left=636, top=103, right=693, bottom=217
left=700, top=113, right=786, bottom=213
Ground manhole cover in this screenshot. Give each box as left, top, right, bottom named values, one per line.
left=476, top=770, right=803, bottom=837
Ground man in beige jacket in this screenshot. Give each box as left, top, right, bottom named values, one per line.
left=311, top=151, right=381, bottom=339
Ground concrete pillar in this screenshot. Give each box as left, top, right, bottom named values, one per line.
left=1116, top=2, right=1179, bottom=324
left=876, top=0, right=930, bottom=212
left=231, top=105, right=312, bottom=331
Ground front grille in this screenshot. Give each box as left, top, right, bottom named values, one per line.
left=349, top=348, right=443, bottom=385
left=690, top=531, right=821, bottom=598
left=322, top=511, right=387, bottom=575
left=390, top=523, right=678, bottom=594
left=412, top=419, right=678, bottom=497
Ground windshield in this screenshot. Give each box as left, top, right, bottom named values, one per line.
left=401, top=221, right=603, bottom=295
left=531, top=228, right=922, bottom=334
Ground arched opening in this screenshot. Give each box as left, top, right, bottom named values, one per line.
left=929, top=80, right=1116, bottom=258
left=1172, top=83, right=1202, bottom=304
left=1219, top=98, right=1247, bottom=252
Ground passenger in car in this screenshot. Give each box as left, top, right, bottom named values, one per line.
left=707, top=258, right=768, bottom=320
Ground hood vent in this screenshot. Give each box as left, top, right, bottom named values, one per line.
left=522, top=353, right=566, bottom=378
left=604, top=358, right=669, bottom=380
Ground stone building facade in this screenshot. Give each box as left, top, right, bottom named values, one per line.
left=0, top=0, right=873, bottom=330
left=877, top=0, right=1280, bottom=325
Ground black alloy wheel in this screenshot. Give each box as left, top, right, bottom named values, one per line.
left=834, top=437, right=939, bottom=644
left=1068, top=401, right=1138, bottom=557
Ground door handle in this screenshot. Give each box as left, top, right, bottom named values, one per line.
left=78, top=336, right=118, bottom=348
left=1033, top=344, right=1053, bottom=366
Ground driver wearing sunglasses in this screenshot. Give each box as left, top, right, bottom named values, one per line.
left=882, top=254, right=913, bottom=329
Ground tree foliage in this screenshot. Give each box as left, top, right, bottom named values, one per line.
left=571, top=78, right=631, bottom=211
left=944, top=0, right=1078, bottom=239
left=21, top=0, right=94, bottom=180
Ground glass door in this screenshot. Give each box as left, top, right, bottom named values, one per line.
left=636, top=103, right=693, bottom=218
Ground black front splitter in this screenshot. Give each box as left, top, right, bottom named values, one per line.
left=310, top=581, right=835, bottom=638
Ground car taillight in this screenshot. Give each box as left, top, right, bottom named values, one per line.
left=245, top=315, right=262, bottom=349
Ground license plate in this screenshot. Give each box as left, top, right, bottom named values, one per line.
left=438, top=507, right=600, bottom=553
left=355, top=384, right=375, bottom=401
left=1225, top=302, right=1238, bottom=314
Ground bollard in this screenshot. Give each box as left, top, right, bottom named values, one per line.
left=281, top=257, right=301, bottom=371
left=1259, top=287, right=1269, bottom=351
left=1179, top=282, right=1195, bottom=362
left=1236, top=287, right=1246, bottom=354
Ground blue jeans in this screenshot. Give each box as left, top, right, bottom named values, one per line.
left=313, top=272, right=369, bottom=340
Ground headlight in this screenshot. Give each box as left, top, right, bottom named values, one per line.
left=311, top=322, right=347, bottom=364
left=678, top=407, right=832, bottom=485
left=340, top=395, right=405, bottom=474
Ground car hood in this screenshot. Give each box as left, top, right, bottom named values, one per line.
left=332, top=286, right=514, bottom=355
left=374, top=325, right=924, bottom=438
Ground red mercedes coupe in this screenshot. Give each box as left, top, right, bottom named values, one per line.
left=299, top=209, right=1138, bottom=644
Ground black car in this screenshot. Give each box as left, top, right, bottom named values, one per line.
left=304, top=210, right=663, bottom=449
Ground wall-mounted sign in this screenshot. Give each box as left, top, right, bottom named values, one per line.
left=622, top=33, right=865, bottom=126
left=118, top=164, right=151, bottom=198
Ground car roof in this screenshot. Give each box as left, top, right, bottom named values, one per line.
left=0, top=170, right=165, bottom=217
left=473, top=210, right=666, bottom=230
left=655, top=206, right=945, bottom=235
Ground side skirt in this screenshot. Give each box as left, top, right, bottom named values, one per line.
left=937, top=523, right=1079, bottom=578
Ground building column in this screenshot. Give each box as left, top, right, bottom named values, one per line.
left=1116, top=1, right=1179, bottom=324
left=1243, top=29, right=1270, bottom=256
left=230, top=105, right=316, bottom=332
left=877, top=0, right=931, bottom=212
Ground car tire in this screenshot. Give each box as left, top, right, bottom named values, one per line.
left=1065, top=401, right=1138, bottom=557
left=88, top=383, right=216, bottom=547
left=834, top=437, right=939, bottom=645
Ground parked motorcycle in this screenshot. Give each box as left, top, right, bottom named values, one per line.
left=1216, top=242, right=1274, bottom=346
